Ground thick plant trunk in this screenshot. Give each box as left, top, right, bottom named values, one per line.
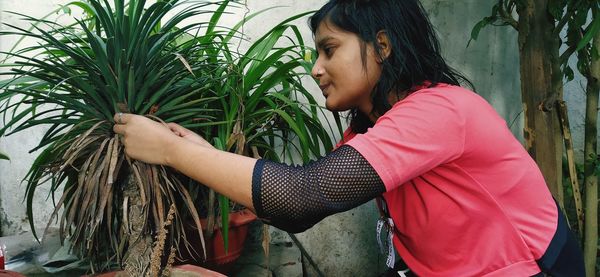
left=517, top=0, right=563, bottom=202
left=122, top=173, right=153, bottom=276
left=583, top=21, right=600, bottom=277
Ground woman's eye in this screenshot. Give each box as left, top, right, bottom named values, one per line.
left=324, top=47, right=333, bottom=57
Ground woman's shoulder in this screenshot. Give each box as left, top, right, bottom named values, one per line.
left=408, top=82, right=478, bottom=99
left=394, top=83, right=490, bottom=112
left=334, top=127, right=357, bottom=149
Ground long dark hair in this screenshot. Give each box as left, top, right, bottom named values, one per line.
left=309, top=0, right=472, bottom=133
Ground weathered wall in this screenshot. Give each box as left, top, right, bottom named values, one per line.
left=0, top=0, right=592, bottom=275
left=0, top=0, right=84, bottom=237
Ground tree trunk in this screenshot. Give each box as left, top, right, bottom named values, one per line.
left=122, top=173, right=153, bottom=276
left=583, top=17, right=600, bottom=276
left=517, top=0, right=564, bottom=202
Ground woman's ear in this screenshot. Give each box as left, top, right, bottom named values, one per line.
left=376, top=30, right=391, bottom=62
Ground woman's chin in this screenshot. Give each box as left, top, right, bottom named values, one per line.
left=325, top=103, right=349, bottom=112
left=325, top=101, right=339, bottom=111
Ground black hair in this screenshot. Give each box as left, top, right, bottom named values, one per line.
left=309, top=0, right=472, bottom=133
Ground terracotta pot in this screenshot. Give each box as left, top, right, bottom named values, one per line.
left=178, top=209, right=257, bottom=274
left=201, top=209, right=256, bottom=266
left=93, top=264, right=226, bottom=277
left=0, top=270, right=26, bottom=277
left=90, top=210, right=256, bottom=276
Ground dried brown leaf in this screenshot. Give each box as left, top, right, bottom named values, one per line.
left=76, top=138, right=109, bottom=225
left=123, top=196, right=130, bottom=235
left=108, top=136, right=121, bottom=185
left=262, top=224, right=270, bottom=263
left=251, top=146, right=262, bottom=159
left=43, top=184, right=75, bottom=243
left=152, top=166, right=165, bottom=229
left=175, top=53, right=196, bottom=77
left=206, top=190, right=215, bottom=238
left=129, top=158, right=147, bottom=206
left=60, top=121, right=106, bottom=166
left=176, top=182, right=206, bottom=259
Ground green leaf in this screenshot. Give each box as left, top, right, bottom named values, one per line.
left=1, top=0, right=338, bottom=271
left=576, top=16, right=600, bottom=52
left=0, top=152, right=9, bottom=160
left=23, top=145, right=59, bottom=241
left=564, top=65, right=575, bottom=82
left=468, top=17, right=493, bottom=47
left=547, top=0, right=564, bottom=21
left=219, top=194, right=230, bottom=253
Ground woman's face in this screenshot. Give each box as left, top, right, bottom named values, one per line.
left=311, top=21, right=382, bottom=114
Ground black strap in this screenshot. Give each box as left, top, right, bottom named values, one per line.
left=536, top=200, right=568, bottom=270
left=535, top=201, right=585, bottom=277
left=376, top=197, right=585, bottom=277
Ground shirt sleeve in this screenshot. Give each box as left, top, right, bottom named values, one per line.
left=345, top=90, right=466, bottom=191
left=251, top=145, right=385, bottom=233
left=334, top=127, right=357, bottom=149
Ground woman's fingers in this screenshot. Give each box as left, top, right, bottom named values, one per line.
left=113, top=123, right=124, bottom=135
left=166, top=122, right=180, bottom=129
left=113, top=112, right=130, bottom=124
left=166, top=122, right=214, bottom=148
left=167, top=122, right=185, bottom=136
left=111, top=113, right=176, bottom=165
left=112, top=113, right=135, bottom=135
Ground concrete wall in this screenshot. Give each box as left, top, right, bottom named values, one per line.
left=0, top=0, right=85, bottom=237
left=0, top=0, right=592, bottom=275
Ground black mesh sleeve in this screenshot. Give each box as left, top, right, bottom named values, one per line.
left=251, top=145, right=385, bottom=233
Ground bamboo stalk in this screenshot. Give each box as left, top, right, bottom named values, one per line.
left=583, top=11, right=600, bottom=276
left=557, top=100, right=583, bottom=235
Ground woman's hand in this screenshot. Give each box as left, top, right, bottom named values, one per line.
left=113, top=113, right=179, bottom=165
left=167, top=122, right=214, bottom=149
left=113, top=113, right=256, bottom=210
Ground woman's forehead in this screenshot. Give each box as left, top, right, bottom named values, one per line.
left=315, top=20, right=354, bottom=41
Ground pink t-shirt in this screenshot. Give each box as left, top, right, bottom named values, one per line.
left=341, top=84, right=557, bottom=276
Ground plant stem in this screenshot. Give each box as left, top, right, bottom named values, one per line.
left=288, top=233, right=325, bottom=277
left=583, top=9, right=600, bottom=275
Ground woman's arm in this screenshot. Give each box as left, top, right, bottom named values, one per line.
left=113, top=113, right=386, bottom=233
left=169, top=137, right=257, bottom=210
left=113, top=113, right=256, bottom=210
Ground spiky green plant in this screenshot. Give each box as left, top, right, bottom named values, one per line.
left=0, top=0, right=223, bottom=272
left=187, top=8, right=343, bottom=249
left=0, top=0, right=338, bottom=274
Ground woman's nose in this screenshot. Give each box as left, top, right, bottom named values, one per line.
left=311, top=61, right=324, bottom=80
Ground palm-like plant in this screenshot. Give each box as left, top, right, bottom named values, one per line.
left=192, top=8, right=342, bottom=242
left=0, top=0, right=337, bottom=274
left=1, top=0, right=221, bottom=273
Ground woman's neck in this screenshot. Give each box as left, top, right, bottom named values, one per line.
left=367, top=89, right=407, bottom=123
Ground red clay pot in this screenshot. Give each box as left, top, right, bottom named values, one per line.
left=91, top=209, right=257, bottom=276
left=93, top=264, right=225, bottom=277
left=198, top=209, right=257, bottom=272
left=0, top=270, right=26, bottom=277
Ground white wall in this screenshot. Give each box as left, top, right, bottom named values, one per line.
left=0, top=0, right=87, bottom=237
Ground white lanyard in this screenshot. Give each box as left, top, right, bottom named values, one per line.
left=376, top=216, right=396, bottom=268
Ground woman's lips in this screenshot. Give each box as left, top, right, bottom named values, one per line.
left=319, top=84, right=330, bottom=96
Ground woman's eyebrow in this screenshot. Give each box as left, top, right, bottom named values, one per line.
left=316, top=36, right=335, bottom=49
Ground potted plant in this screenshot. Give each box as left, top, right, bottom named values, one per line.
left=178, top=6, right=343, bottom=270
left=0, top=0, right=337, bottom=275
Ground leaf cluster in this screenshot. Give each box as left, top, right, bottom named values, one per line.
left=470, top=0, right=600, bottom=81
left=0, top=0, right=338, bottom=272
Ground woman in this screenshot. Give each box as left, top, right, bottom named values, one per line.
left=113, top=0, right=584, bottom=275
